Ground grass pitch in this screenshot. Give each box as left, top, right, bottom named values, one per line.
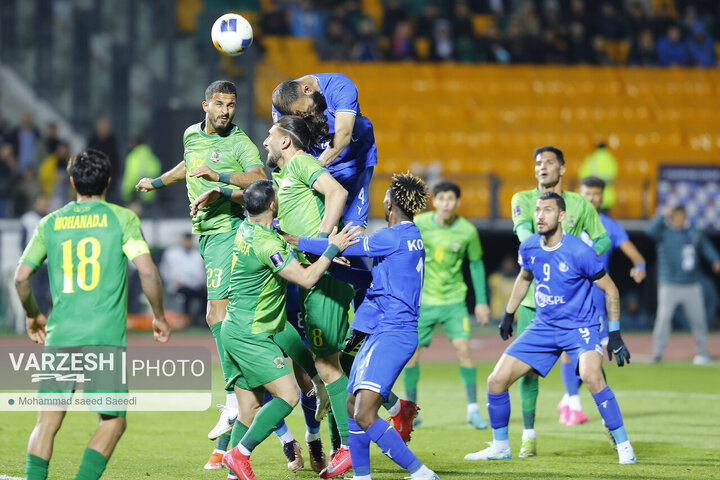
left=1, top=360, right=719, bottom=479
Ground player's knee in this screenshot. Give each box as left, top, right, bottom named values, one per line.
left=487, top=371, right=508, bottom=394
left=354, top=408, right=378, bottom=431
left=580, top=371, right=605, bottom=393
left=279, top=386, right=300, bottom=409
left=35, top=415, right=63, bottom=435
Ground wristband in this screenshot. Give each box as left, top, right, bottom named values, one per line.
left=322, top=244, right=341, bottom=260
left=150, top=177, right=165, bottom=189
left=634, top=263, right=646, bottom=271
left=608, top=320, right=620, bottom=332
left=218, top=172, right=231, bottom=184
left=317, top=232, right=330, bottom=238
left=218, top=187, right=233, bottom=198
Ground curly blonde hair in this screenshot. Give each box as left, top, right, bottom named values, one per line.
left=390, top=172, right=428, bottom=218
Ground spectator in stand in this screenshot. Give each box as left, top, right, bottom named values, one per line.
left=646, top=205, right=720, bottom=365
left=626, top=2, right=652, bottom=37
left=578, top=141, right=617, bottom=209
left=567, top=22, right=594, bottom=64
left=122, top=138, right=161, bottom=204
left=350, top=18, right=381, bottom=61
left=0, top=142, right=18, bottom=217
left=318, top=18, right=352, bottom=60
left=567, top=0, right=590, bottom=27
left=12, top=167, right=43, bottom=216
left=160, top=233, right=207, bottom=326
left=591, top=35, right=612, bottom=64
left=540, top=30, right=566, bottom=64
left=289, top=0, right=324, bottom=38
left=87, top=117, right=120, bottom=199
left=38, top=141, right=71, bottom=211
left=451, top=1, right=474, bottom=39
left=382, top=0, right=408, bottom=37
left=9, top=112, right=40, bottom=175
left=34, top=122, right=61, bottom=166
left=652, top=2, right=676, bottom=38
left=391, top=21, right=417, bottom=60
left=260, top=2, right=289, bottom=35
left=431, top=19, right=455, bottom=61
left=416, top=3, right=443, bottom=40
left=20, top=194, right=51, bottom=312
left=628, top=28, right=658, bottom=65
left=594, top=2, right=625, bottom=41
left=686, top=21, right=716, bottom=66
left=656, top=24, right=688, bottom=65
left=488, top=255, right=518, bottom=323
left=477, top=23, right=511, bottom=63
left=0, top=113, right=7, bottom=145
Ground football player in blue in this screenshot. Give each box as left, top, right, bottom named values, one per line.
left=272, top=73, right=377, bottom=231
left=556, top=176, right=648, bottom=426
left=464, top=192, right=636, bottom=465
left=287, top=172, right=440, bottom=480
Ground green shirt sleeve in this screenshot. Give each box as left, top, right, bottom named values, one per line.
left=109, top=205, right=150, bottom=260
left=466, top=225, right=483, bottom=262
left=294, top=154, right=327, bottom=189
left=19, top=216, right=50, bottom=270
left=233, top=137, right=263, bottom=172
left=256, top=233, right=293, bottom=273
left=511, top=191, right=534, bottom=240
left=469, top=260, right=487, bottom=305
left=580, top=197, right=610, bottom=255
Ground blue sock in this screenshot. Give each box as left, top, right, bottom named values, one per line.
left=301, top=392, right=321, bottom=434
left=487, top=391, right=511, bottom=430
left=592, top=385, right=625, bottom=437
left=366, top=418, right=423, bottom=474
left=348, top=418, right=371, bottom=476
left=561, top=362, right=579, bottom=396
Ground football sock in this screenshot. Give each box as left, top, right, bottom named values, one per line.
left=522, top=428, right=536, bottom=440
left=403, top=364, right=420, bottom=403
left=459, top=365, right=477, bottom=405
left=593, top=386, right=625, bottom=444
left=301, top=391, right=321, bottom=435
left=569, top=394, right=583, bottom=411
left=518, top=375, right=538, bottom=429
left=26, top=453, right=49, bottom=480
left=74, top=448, right=107, bottom=480
left=487, top=391, right=511, bottom=449
left=274, top=421, right=294, bottom=444
left=216, top=432, right=231, bottom=451
left=326, top=375, right=350, bottom=445
left=241, top=397, right=294, bottom=453
left=385, top=395, right=401, bottom=416
left=348, top=418, right=371, bottom=477
left=210, top=322, right=232, bottom=389
left=226, top=391, right=238, bottom=410
left=366, top=418, right=422, bottom=473
left=561, top=361, right=579, bottom=396
left=230, top=421, right=249, bottom=448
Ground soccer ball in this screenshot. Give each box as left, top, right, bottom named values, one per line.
left=211, top=13, right=253, bottom=56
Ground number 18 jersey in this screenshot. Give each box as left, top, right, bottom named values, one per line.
left=19, top=200, right=150, bottom=346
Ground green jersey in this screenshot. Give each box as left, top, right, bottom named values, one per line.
left=415, top=212, right=485, bottom=306
left=19, top=200, right=150, bottom=346
left=184, top=122, right=263, bottom=235
left=226, top=219, right=293, bottom=335
left=511, top=188, right=608, bottom=308
left=273, top=152, right=328, bottom=263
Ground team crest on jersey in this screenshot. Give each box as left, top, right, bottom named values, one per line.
left=513, top=205, right=521, bottom=217
left=566, top=216, right=577, bottom=228
left=210, top=150, right=222, bottom=163
left=559, top=261, right=569, bottom=272
left=273, top=356, right=285, bottom=369
left=452, top=242, right=460, bottom=252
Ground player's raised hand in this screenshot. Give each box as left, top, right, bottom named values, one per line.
left=152, top=317, right=172, bottom=343
left=475, top=304, right=490, bottom=326
left=191, top=188, right=221, bottom=216
left=607, top=331, right=631, bottom=367
left=188, top=165, right=220, bottom=182
left=499, top=311, right=514, bottom=340
left=26, top=313, right=48, bottom=345
left=629, top=265, right=646, bottom=283
left=135, top=177, right=156, bottom=192
left=329, top=222, right=363, bottom=251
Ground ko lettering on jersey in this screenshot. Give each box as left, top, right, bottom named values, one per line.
left=517, top=232, right=605, bottom=330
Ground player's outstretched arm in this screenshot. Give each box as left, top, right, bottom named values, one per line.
left=190, top=187, right=244, bottom=216
left=14, top=263, right=47, bottom=344
left=311, top=172, right=348, bottom=235
left=189, top=165, right=266, bottom=188
left=278, top=225, right=361, bottom=289
left=595, top=273, right=630, bottom=366
left=618, top=240, right=647, bottom=283
left=132, top=254, right=171, bottom=343
left=499, top=268, right=533, bottom=340
left=136, top=161, right=186, bottom=192
left=317, top=113, right=355, bottom=167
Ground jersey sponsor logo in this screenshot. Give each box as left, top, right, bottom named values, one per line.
left=534, top=283, right=566, bottom=308
left=559, top=261, right=569, bottom=272
left=407, top=239, right=424, bottom=251
left=566, top=216, right=577, bottom=228
left=273, top=356, right=285, bottom=369
left=270, top=252, right=284, bottom=267
left=513, top=205, right=521, bottom=217
left=53, top=214, right=108, bottom=231
left=210, top=150, right=222, bottom=162
left=451, top=242, right=460, bottom=252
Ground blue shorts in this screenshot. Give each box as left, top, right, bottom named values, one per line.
left=348, top=329, right=417, bottom=400
left=339, top=167, right=373, bottom=228
left=504, top=320, right=603, bottom=377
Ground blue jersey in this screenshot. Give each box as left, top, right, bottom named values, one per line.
left=272, top=73, right=378, bottom=185
left=298, top=222, right=425, bottom=332
left=518, top=232, right=605, bottom=330
left=581, top=213, right=629, bottom=272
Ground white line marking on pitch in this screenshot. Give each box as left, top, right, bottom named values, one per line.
left=0, top=475, right=26, bottom=480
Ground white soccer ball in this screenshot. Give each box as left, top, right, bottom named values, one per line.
left=211, top=13, right=253, bottom=56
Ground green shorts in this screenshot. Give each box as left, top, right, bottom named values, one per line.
left=300, top=274, right=354, bottom=357
left=199, top=231, right=236, bottom=300
left=221, top=318, right=291, bottom=391
left=417, top=302, right=470, bottom=347
left=517, top=305, right=535, bottom=334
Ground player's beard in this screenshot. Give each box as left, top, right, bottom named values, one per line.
left=266, top=150, right=281, bottom=169
left=209, top=114, right=232, bottom=135
left=539, top=222, right=559, bottom=239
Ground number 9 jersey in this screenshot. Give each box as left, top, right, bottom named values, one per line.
left=19, top=200, right=150, bottom=346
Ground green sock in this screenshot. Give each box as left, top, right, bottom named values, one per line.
left=240, top=397, right=294, bottom=452
left=273, top=324, right=318, bottom=378
left=210, top=322, right=231, bottom=385
left=326, top=375, right=349, bottom=445
left=519, top=375, right=539, bottom=429
left=216, top=431, right=231, bottom=451
left=403, top=364, right=420, bottom=403
left=74, top=448, right=107, bottom=480
left=383, top=390, right=399, bottom=412
left=26, top=453, right=49, bottom=480
left=327, top=410, right=341, bottom=451
left=230, top=420, right=249, bottom=449
left=459, top=365, right=477, bottom=405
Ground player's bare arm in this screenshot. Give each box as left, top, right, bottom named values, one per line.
left=132, top=253, right=171, bottom=343
left=189, top=165, right=266, bottom=187
left=136, top=160, right=186, bottom=192
left=190, top=187, right=245, bottom=216
left=618, top=240, right=647, bottom=283
left=317, top=112, right=355, bottom=167
left=594, top=273, right=620, bottom=323
left=278, top=224, right=361, bottom=288
left=311, top=171, right=348, bottom=235
left=14, top=263, right=47, bottom=344
left=506, top=268, right=534, bottom=314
